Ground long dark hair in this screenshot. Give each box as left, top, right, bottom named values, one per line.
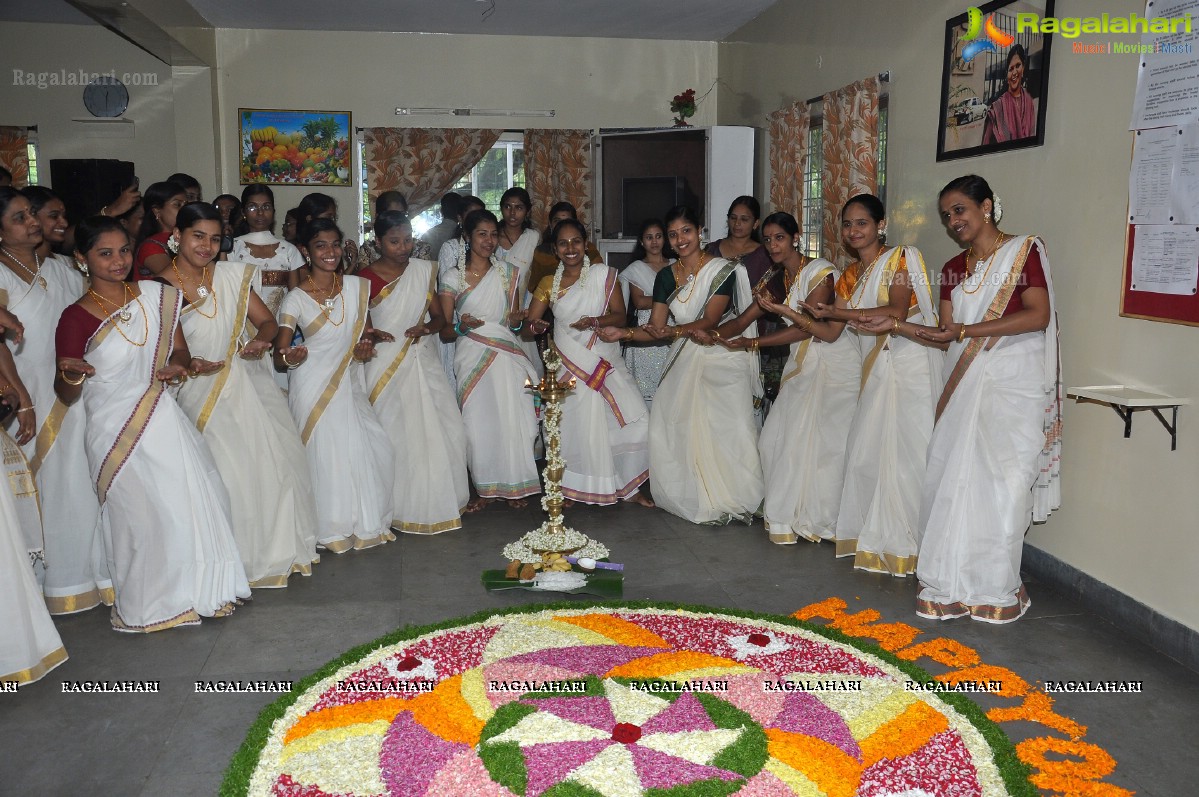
left=630, top=217, right=672, bottom=261
left=74, top=215, right=129, bottom=258
left=538, top=200, right=580, bottom=252
left=374, top=210, right=411, bottom=239
left=761, top=211, right=800, bottom=238
left=725, top=195, right=762, bottom=242
left=841, top=193, right=885, bottom=223
left=20, top=185, right=60, bottom=216
left=499, top=187, right=533, bottom=230
left=939, top=174, right=993, bottom=206
left=663, top=204, right=702, bottom=230
left=175, top=200, right=223, bottom=232
left=135, top=181, right=185, bottom=251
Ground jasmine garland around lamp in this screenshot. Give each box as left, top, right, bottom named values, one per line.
left=501, top=342, right=609, bottom=569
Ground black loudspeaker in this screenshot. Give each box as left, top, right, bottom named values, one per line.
left=49, top=159, right=135, bottom=224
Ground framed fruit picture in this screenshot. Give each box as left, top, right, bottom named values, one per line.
left=239, top=109, right=352, bottom=186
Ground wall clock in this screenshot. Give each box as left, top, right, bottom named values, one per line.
left=83, top=77, right=129, bottom=118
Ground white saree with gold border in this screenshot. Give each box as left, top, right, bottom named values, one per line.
left=175, top=263, right=319, bottom=586
left=649, top=257, right=764, bottom=524
left=82, top=281, right=249, bottom=631
left=0, top=426, right=66, bottom=683
left=440, top=261, right=540, bottom=499
left=549, top=264, right=650, bottom=504
left=834, top=246, right=943, bottom=575
left=278, top=277, right=395, bottom=551
left=366, top=258, right=470, bottom=532
left=916, top=235, right=1060, bottom=622
left=0, top=254, right=108, bottom=614
left=501, top=228, right=545, bottom=378
left=760, top=257, right=862, bottom=544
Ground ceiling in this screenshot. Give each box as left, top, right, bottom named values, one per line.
left=0, top=0, right=780, bottom=41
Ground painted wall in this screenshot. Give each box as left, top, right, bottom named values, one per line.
left=0, top=22, right=179, bottom=197
left=718, top=0, right=1199, bottom=631
left=212, top=28, right=718, bottom=218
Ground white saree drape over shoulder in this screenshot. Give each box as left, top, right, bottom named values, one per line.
left=760, top=258, right=861, bottom=544
left=0, top=255, right=108, bottom=614
left=917, top=235, right=1060, bottom=622
left=619, top=259, right=673, bottom=403
left=500, top=228, right=544, bottom=378
left=231, top=232, right=305, bottom=390
left=279, top=277, right=395, bottom=551
left=650, top=258, right=764, bottom=524
left=440, top=261, right=540, bottom=500
left=81, top=282, right=249, bottom=631
left=548, top=264, right=650, bottom=503
left=834, top=246, right=943, bottom=575
left=174, top=263, right=319, bottom=587
left=365, top=258, right=470, bottom=532
left=0, top=427, right=66, bottom=684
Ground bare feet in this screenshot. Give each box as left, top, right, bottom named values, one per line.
left=630, top=491, right=656, bottom=508
left=508, top=498, right=528, bottom=509
left=465, top=496, right=492, bottom=513
left=562, top=498, right=576, bottom=509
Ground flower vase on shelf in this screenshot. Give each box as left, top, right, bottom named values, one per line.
left=670, top=88, right=697, bottom=128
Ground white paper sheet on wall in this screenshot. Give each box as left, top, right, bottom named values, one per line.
left=1129, top=127, right=1179, bottom=224
left=1129, top=0, right=1199, bottom=129
left=1173, top=124, right=1199, bottom=223
left=1130, top=225, right=1199, bottom=295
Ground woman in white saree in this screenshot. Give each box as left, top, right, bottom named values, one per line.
left=274, top=219, right=396, bottom=552
left=497, top=188, right=543, bottom=378
left=439, top=209, right=540, bottom=508
left=361, top=211, right=469, bottom=533
left=804, top=195, right=943, bottom=576
left=712, top=212, right=860, bottom=544
left=525, top=218, right=652, bottom=506
left=230, top=185, right=304, bottom=315
left=161, top=203, right=318, bottom=587
left=55, top=217, right=250, bottom=632
left=1, top=187, right=108, bottom=614
left=601, top=205, right=763, bottom=524
left=910, top=176, right=1060, bottom=623
left=0, top=345, right=65, bottom=683
left=618, top=219, right=674, bottom=404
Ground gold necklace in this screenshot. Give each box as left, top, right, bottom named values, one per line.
left=962, top=233, right=1009, bottom=295
left=171, top=257, right=217, bottom=319
left=88, top=284, right=148, bottom=346
left=308, top=274, right=345, bottom=326
left=0, top=246, right=46, bottom=289
left=672, top=253, right=708, bottom=304
left=847, top=247, right=890, bottom=309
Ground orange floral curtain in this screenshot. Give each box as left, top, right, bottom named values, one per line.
left=821, top=76, right=880, bottom=264
left=767, top=101, right=811, bottom=224
left=363, top=127, right=502, bottom=215
left=0, top=127, right=30, bottom=187
left=523, top=129, right=593, bottom=233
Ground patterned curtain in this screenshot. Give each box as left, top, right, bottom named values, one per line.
left=767, top=101, right=811, bottom=224
left=0, top=127, right=30, bottom=187
left=523, top=129, right=593, bottom=233
left=363, top=127, right=502, bottom=215
left=820, top=76, right=881, bottom=264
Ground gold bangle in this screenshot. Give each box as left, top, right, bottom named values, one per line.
left=892, top=318, right=900, bottom=332
left=750, top=339, right=760, bottom=353
left=16, top=406, right=34, bottom=414
left=60, top=370, right=87, bottom=386
left=624, top=328, right=634, bottom=341
left=800, top=317, right=812, bottom=331
left=712, top=329, right=722, bottom=340
left=673, top=327, right=682, bottom=339
left=282, top=351, right=299, bottom=368
left=958, top=324, right=968, bottom=342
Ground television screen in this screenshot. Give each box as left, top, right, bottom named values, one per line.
left=623, top=176, right=685, bottom=237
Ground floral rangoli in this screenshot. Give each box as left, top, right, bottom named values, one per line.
left=223, top=602, right=1034, bottom=797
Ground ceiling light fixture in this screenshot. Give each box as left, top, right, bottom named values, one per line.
left=395, top=107, right=556, bottom=118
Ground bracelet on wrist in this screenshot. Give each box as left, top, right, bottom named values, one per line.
left=509, top=319, right=524, bottom=332
left=454, top=321, right=466, bottom=337
left=624, top=328, right=634, bottom=341
left=16, top=405, right=34, bottom=414
left=60, top=370, right=87, bottom=386
left=958, top=324, right=968, bottom=342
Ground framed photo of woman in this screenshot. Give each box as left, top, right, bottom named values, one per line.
left=936, top=0, right=1054, bottom=161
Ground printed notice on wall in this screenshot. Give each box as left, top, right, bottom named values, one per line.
left=1129, top=127, right=1178, bottom=223
left=1130, top=225, right=1199, bottom=294
left=1173, top=123, right=1199, bottom=223
left=1130, top=0, right=1199, bottom=129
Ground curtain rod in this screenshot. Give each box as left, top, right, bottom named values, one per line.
left=355, top=127, right=526, bottom=134
left=806, top=71, right=889, bottom=106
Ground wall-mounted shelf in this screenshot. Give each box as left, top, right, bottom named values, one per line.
left=1067, top=385, right=1190, bottom=451
left=70, top=118, right=135, bottom=139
